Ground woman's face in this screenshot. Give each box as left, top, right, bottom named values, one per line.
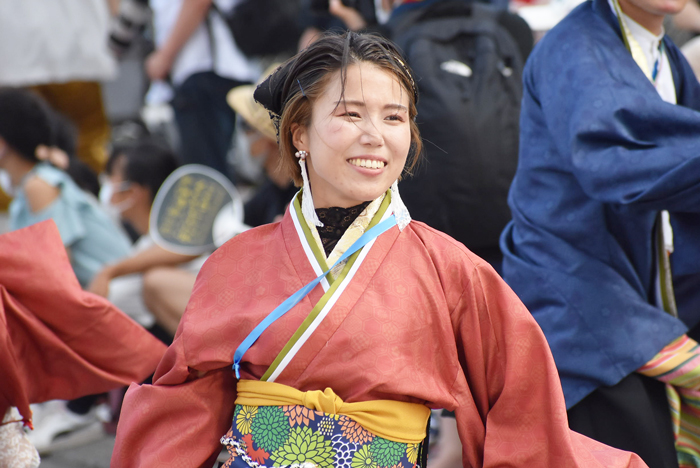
left=292, top=62, right=411, bottom=209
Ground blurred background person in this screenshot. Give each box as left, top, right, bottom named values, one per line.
left=91, top=140, right=205, bottom=340
left=0, top=87, right=154, bottom=454
left=0, top=88, right=131, bottom=289
left=0, top=0, right=117, bottom=182
left=97, top=68, right=300, bottom=347
left=226, top=65, right=296, bottom=227
left=667, top=0, right=700, bottom=79
left=144, top=0, right=259, bottom=180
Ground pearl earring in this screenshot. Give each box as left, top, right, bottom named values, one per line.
left=295, top=150, right=323, bottom=227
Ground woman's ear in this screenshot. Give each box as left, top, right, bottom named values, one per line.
left=291, top=123, right=308, bottom=152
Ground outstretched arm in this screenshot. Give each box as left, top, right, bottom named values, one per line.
left=112, top=332, right=236, bottom=467
left=450, top=261, right=646, bottom=467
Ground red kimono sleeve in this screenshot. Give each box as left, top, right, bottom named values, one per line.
left=112, top=317, right=237, bottom=467
left=113, top=236, right=244, bottom=467
left=0, top=220, right=166, bottom=426
left=450, top=260, right=646, bottom=468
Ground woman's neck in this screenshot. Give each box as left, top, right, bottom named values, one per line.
left=617, top=0, right=665, bottom=36
left=315, top=201, right=371, bottom=256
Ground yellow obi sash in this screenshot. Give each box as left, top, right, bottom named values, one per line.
left=235, top=380, right=430, bottom=445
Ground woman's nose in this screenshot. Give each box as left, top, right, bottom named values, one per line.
left=359, top=121, right=384, bottom=146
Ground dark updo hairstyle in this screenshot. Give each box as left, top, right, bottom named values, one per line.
left=0, top=87, right=53, bottom=162
left=254, top=31, right=423, bottom=187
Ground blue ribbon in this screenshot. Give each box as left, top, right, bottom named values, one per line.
left=233, top=215, right=397, bottom=379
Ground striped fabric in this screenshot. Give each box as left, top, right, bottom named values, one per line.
left=639, top=335, right=700, bottom=467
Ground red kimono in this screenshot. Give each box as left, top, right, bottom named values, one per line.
left=113, top=208, right=645, bottom=467
left=0, top=220, right=166, bottom=427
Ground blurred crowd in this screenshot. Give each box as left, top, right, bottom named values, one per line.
left=2, top=0, right=700, bottom=466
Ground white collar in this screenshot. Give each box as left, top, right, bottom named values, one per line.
left=621, top=12, right=664, bottom=64
left=607, top=0, right=665, bottom=68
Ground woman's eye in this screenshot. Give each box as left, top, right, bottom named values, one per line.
left=343, top=112, right=361, bottom=118
left=386, top=114, right=404, bottom=122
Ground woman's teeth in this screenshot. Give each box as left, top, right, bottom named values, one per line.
left=349, top=159, right=385, bottom=169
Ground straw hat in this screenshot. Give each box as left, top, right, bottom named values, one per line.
left=227, top=64, right=280, bottom=142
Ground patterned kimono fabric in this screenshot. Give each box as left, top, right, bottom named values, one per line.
left=221, top=191, right=429, bottom=468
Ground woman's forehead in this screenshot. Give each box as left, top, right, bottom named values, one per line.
left=322, top=62, right=410, bottom=105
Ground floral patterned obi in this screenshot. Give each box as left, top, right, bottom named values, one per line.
left=221, top=404, right=423, bottom=468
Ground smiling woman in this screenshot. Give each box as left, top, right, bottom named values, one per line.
left=113, top=32, right=648, bottom=468
left=261, top=32, right=422, bottom=228
left=292, top=62, right=411, bottom=209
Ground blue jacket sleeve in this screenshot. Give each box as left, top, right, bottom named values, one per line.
left=530, top=31, right=700, bottom=211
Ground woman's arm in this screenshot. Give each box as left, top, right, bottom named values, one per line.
left=112, top=333, right=237, bottom=467
left=112, top=251, right=238, bottom=467
left=145, top=0, right=213, bottom=80
left=450, top=260, right=646, bottom=467
left=88, top=243, right=198, bottom=297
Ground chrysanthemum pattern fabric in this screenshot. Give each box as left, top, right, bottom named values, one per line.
left=221, top=404, right=421, bottom=468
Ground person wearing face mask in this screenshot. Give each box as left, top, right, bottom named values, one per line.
left=96, top=75, right=296, bottom=342
left=90, top=140, right=207, bottom=340
left=0, top=87, right=131, bottom=288
left=226, top=65, right=296, bottom=228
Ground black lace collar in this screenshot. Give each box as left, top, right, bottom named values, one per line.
left=315, top=201, right=371, bottom=257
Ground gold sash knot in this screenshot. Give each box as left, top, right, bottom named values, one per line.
left=235, top=380, right=430, bottom=444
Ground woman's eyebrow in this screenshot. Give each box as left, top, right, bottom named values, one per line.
left=335, top=100, right=408, bottom=112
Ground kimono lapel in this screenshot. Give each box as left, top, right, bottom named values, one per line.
left=594, top=0, right=688, bottom=98
left=287, top=193, right=331, bottom=292
left=265, top=195, right=400, bottom=383
left=281, top=202, right=329, bottom=306
left=591, top=0, right=672, bottom=98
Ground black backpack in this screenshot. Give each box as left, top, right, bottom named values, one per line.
left=391, top=1, right=526, bottom=262
left=213, top=0, right=302, bottom=58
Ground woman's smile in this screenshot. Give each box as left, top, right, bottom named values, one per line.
left=347, top=157, right=387, bottom=170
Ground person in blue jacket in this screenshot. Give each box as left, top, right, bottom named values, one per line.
left=500, top=0, right=700, bottom=466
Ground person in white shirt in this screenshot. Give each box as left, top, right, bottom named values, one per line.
left=145, top=0, right=260, bottom=180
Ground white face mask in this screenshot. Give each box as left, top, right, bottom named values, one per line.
left=99, top=180, right=134, bottom=214
left=0, top=169, right=14, bottom=196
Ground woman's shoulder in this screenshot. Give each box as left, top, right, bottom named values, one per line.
left=402, top=220, right=504, bottom=298
left=204, top=221, right=283, bottom=267
left=23, top=171, right=60, bottom=213
left=24, top=163, right=91, bottom=212
left=219, top=221, right=281, bottom=248
left=405, top=220, right=489, bottom=269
